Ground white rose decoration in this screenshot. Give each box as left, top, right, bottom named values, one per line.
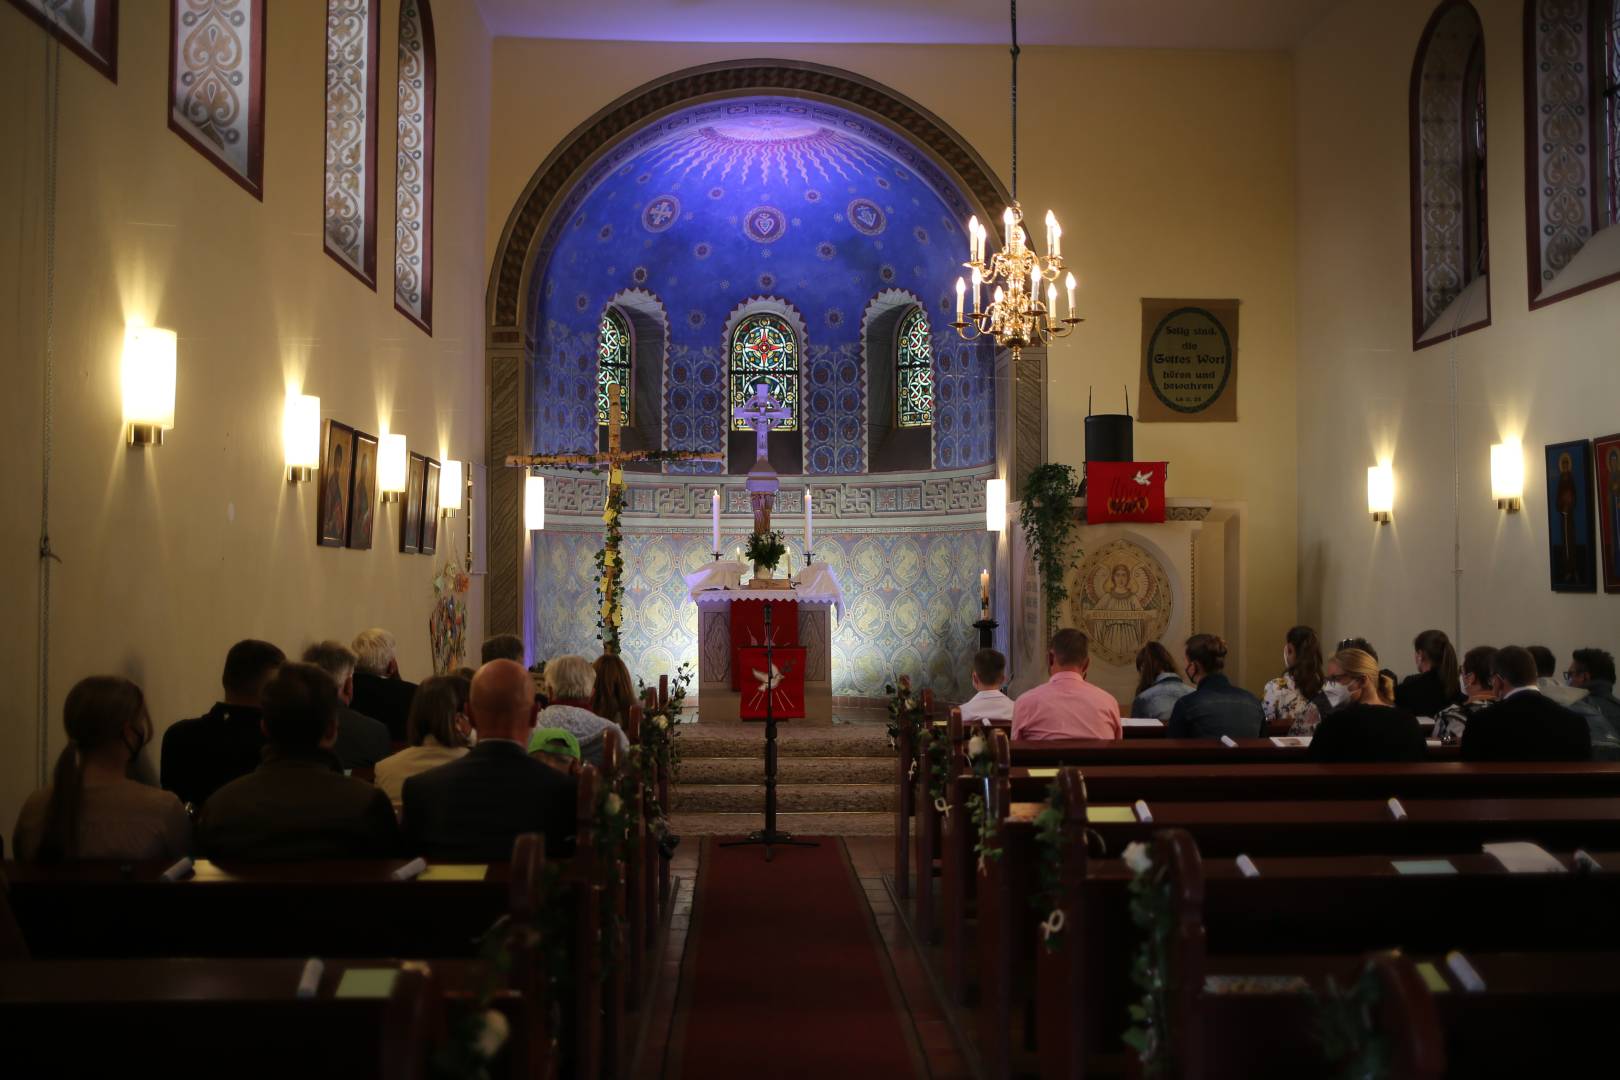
left=1122, top=841, right=1153, bottom=875
left=655, top=715, right=669, bottom=730
left=474, top=1008, right=510, bottom=1059
left=604, top=793, right=623, bottom=816
left=967, top=734, right=986, bottom=759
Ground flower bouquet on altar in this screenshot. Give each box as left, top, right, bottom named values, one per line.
left=743, top=529, right=791, bottom=588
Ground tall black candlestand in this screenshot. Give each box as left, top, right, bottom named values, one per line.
left=719, top=600, right=819, bottom=861
left=973, top=617, right=999, bottom=650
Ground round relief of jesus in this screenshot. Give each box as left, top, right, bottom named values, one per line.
left=1071, top=539, right=1172, bottom=667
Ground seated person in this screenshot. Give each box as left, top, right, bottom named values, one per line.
left=1263, top=626, right=1326, bottom=731
left=1394, top=629, right=1462, bottom=718
left=1129, top=641, right=1191, bottom=722
left=960, top=648, right=1015, bottom=726
left=1308, top=648, right=1426, bottom=762
left=1462, top=646, right=1591, bottom=762
left=535, top=655, right=629, bottom=768
left=1434, top=645, right=1498, bottom=744
left=481, top=634, right=526, bottom=666
left=591, top=653, right=639, bottom=726
left=1527, top=645, right=1589, bottom=708
left=1168, top=634, right=1264, bottom=739
left=197, top=664, right=400, bottom=860
left=302, top=640, right=392, bottom=770
left=13, top=676, right=191, bottom=862
left=161, top=638, right=285, bottom=809
left=403, top=659, right=578, bottom=860
left=1568, top=648, right=1620, bottom=760
left=530, top=727, right=583, bottom=775
left=1011, top=629, right=1121, bottom=741
left=349, top=627, right=418, bottom=743
left=373, top=674, right=473, bottom=812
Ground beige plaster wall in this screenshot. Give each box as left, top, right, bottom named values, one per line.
left=1295, top=0, right=1620, bottom=676
left=0, top=3, right=492, bottom=832
left=486, top=40, right=1300, bottom=692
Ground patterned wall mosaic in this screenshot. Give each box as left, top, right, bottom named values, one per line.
left=1413, top=2, right=1483, bottom=330
left=393, top=0, right=434, bottom=330
left=525, top=96, right=996, bottom=476
left=531, top=523, right=992, bottom=702
left=323, top=0, right=378, bottom=285
left=168, top=0, right=264, bottom=197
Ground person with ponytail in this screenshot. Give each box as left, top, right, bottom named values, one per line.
left=12, top=676, right=191, bottom=862
left=1308, top=648, right=1426, bottom=762
left=1262, top=625, right=1327, bottom=730
left=1395, top=629, right=1462, bottom=717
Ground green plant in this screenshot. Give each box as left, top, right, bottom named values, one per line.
left=964, top=732, right=1001, bottom=871
left=1121, top=842, right=1174, bottom=1078
left=744, top=529, right=787, bottom=570
left=636, top=662, right=693, bottom=819
left=884, top=675, right=919, bottom=748
left=593, top=483, right=626, bottom=654
left=1018, top=463, right=1083, bottom=637
left=1031, top=781, right=1068, bottom=951
left=1313, top=964, right=1392, bottom=1080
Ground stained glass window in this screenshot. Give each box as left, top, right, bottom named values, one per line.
left=1605, top=0, right=1620, bottom=226
left=895, top=307, right=934, bottom=428
left=597, top=308, right=632, bottom=426
left=729, top=313, right=799, bottom=431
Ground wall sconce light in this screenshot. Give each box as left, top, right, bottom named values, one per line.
left=1367, top=463, right=1394, bottom=524
left=283, top=393, right=320, bottom=483
left=985, top=477, right=1007, bottom=532
left=378, top=433, right=408, bottom=502
left=525, top=471, right=545, bottom=531
left=122, top=326, right=177, bottom=446
left=439, top=459, right=463, bottom=515
left=1490, top=440, right=1524, bottom=512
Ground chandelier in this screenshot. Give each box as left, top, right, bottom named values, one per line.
left=952, top=0, right=1081, bottom=361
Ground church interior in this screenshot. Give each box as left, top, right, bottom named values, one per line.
left=3, top=0, right=1620, bottom=1075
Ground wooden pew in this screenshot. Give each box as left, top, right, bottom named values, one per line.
left=619, top=704, right=648, bottom=1011
left=1013, top=778, right=1620, bottom=1080
left=892, top=682, right=932, bottom=902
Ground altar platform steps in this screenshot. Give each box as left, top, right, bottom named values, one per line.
left=668, top=811, right=893, bottom=837
left=678, top=755, right=891, bottom=786
left=672, top=781, right=893, bottom=814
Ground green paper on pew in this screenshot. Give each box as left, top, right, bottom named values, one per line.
left=1088, top=806, right=1136, bottom=823
left=420, top=864, right=489, bottom=881
left=1026, top=768, right=1059, bottom=778
left=1415, top=962, right=1450, bottom=993
left=1392, top=859, right=1458, bottom=876
left=335, top=969, right=399, bottom=999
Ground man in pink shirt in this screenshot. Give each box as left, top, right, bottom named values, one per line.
left=1012, top=628, right=1123, bottom=740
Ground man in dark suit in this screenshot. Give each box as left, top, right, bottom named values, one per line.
left=197, top=663, right=400, bottom=860
left=1462, top=646, right=1591, bottom=762
left=161, top=639, right=285, bottom=809
left=403, top=659, right=577, bottom=860
left=302, top=640, right=392, bottom=770
left=349, top=627, right=418, bottom=743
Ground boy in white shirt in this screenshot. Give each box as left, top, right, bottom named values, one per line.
left=959, top=648, right=1015, bottom=726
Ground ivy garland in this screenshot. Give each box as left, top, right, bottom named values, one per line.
left=1121, top=842, right=1174, bottom=1078
left=963, top=732, right=1001, bottom=872
left=1313, top=964, right=1393, bottom=1080
left=924, top=726, right=952, bottom=813
left=594, top=781, right=632, bottom=980
left=1031, top=780, right=1068, bottom=952
left=636, top=662, right=693, bottom=821
left=883, top=675, right=921, bottom=749
left=1018, top=463, right=1083, bottom=637
left=594, top=481, right=626, bottom=654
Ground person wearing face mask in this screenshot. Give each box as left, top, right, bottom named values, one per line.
left=1307, top=649, right=1426, bottom=762
left=1433, top=646, right=1498, bottom=744
left=1460, top=646, right=1591, bottom=762
left=12, top=676, right=191, bottom=863
left=1566, top=649, right=1620, bottom=760
left=1167, top=634, right=1265, bottom=740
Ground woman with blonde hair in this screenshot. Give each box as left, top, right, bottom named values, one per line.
left=1308, top=648, right=1426, bottom=762
left=12, top=676, right=190, bottom=862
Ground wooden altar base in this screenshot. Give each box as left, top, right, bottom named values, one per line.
left=696, top=601, right=833, bottom=723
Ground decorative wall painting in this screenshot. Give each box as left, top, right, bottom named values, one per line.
left=318, top=420, right=356, bottom=548
left=400, top=452, right=426, bottom=554
left=168, top=0, right=266, bottom=197
left=347, top=429, right=378, bottom=550
left=6, top=0, right=118, bottom=81
left=421, top=458, right=441, bottom=555
left=1595, top=433, right=1620, bottom=595
left=1544, top=439, right=1596, bottom=593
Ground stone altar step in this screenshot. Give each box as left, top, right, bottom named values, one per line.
left=677, top=725, right=892, bottom=759
left=679, top=755, right=892, bottom=786
left=668, top=811, right=894, bottom=837
left=671, top=782, right=895, bottom=814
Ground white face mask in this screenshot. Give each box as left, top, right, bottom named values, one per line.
left=1322, top=681, right=1351, bottom=709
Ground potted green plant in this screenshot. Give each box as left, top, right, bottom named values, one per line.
left=744, top=530, right=787, bottom=580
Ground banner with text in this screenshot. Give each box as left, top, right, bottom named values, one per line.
left=1138, top=299, right=1240, bottom=422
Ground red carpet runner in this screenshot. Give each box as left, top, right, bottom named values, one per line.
left=667, top=838, right=923, bottom=1078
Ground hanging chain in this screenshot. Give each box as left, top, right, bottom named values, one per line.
left=1009, top=0, right=1020, bottom=201
left=38, top=36, right=62, bottom=786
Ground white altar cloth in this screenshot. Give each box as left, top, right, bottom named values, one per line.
left=684, top=560, right=845, bottom=621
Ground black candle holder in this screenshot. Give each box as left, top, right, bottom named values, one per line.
left=972, top=617, right=999, bottom=651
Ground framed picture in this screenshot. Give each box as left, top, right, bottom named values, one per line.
left=347, top=429, right=378, bottom=550
left=1595, top=432, right=1620, bottom=595
left=400, top=452, right=426, bottom=554
left=421, top=458, right=442, bottom=555
left=6, top=0, right=118, bottom=82
left=1545, top=439, right=1596, bottom=593
left=318, top=420, right=356, bottom=548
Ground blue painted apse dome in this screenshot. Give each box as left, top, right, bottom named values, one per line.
left=526, top=96, right=996, bottom=474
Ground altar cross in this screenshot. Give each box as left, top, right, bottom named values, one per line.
left=506, top=383, right=723, bottom=653
left=733, top=381, right=792, bottom=464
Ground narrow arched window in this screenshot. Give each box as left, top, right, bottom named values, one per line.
left=597, top=308, right=633, bottom=426
left=1605, top=0, right=1620, bottom=226
left=394, top=0, right=436, bottom=333
left=1410, top=1, right=1489, bottom=345
left=895, top=307, right=934, bottom=428
left=729, top=313, right=799, bottom=431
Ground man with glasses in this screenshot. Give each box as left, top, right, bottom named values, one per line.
left=1567, top=649, right=1620, bottom=761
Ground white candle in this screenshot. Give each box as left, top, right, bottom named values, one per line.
left=1047, top=282, right=1057, bottom=319
left=966, top=216, right=979, bottom=263
left=955, top=277, right=965, bottom=323
left=711, top=489, right=720, bottom=551
left=1002, top=206, right=1015, bottom=243
left=980, top=568, right=990, bottom=610
left=1065, top=272, right=1077, bottom=318
left=971, top=266, right=982, bottom=314
left=1053, top=222, right=1063, bottom=260
left=1044, top=209, right=1056, bottom=254
left=1030, top=262, right=1040, bottom=297
left=804, top=489, right=814, bottom=552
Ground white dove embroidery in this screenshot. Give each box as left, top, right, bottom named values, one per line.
left=1132, top=469, right=1154, bottom=486
left=752, top=665, right=784, bottom=692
